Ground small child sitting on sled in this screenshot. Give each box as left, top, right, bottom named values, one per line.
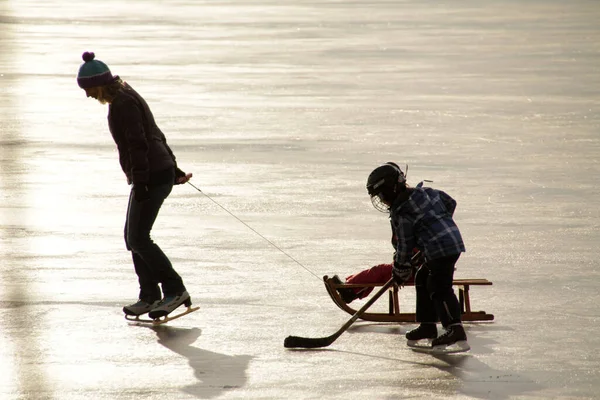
left=330, top=248, right=423, bottom=304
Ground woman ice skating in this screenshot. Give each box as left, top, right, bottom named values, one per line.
left=76, top=51, right=195, bottom=322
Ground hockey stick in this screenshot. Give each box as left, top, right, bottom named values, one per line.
left=284, top=277, right=395, bottom=349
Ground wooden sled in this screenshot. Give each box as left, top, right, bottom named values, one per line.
left=323, top=275, right=494, bottom=323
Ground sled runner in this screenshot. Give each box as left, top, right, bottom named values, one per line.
left=125, top=306, right=200, bottom=326
left=323, top=275, right=494, bottom=323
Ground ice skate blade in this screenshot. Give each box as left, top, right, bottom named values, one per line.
left=124, top=315, right=154, bottom=323
left=124, top=306, right=199, bottom=325
left=151, top=306, right=200, bottom=326
left=408, top=340, right=470, bottom=354
left=406, top=339, right=433, bottom=348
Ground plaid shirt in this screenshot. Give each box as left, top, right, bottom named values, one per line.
left=390, top=183, right=465, bottom=268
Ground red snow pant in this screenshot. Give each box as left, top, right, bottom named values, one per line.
left=345, top=259, right=418, bottom=299
left=345, top=263, right=393, bottom=299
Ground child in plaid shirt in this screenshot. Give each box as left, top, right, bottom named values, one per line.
left=366, top=162, right=468, bottom=351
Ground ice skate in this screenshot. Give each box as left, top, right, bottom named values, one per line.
left=410, top=324, right=470, bottom=354
left=147, top=291, right=199, bottom=325
left=405, top=323, right=437, bottom=348
left=123, top=299, right=160, bottom=322
left=430, top=324, right=469, bottom=352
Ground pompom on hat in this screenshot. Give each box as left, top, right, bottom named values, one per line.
left=77, top=51, right=118, bottom=89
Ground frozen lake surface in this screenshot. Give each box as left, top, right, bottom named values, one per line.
left=1, top=0, right=599, bottom=399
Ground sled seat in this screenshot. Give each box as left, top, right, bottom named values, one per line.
left=323, top=275, right=494, bottom=323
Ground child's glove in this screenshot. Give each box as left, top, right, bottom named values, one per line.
left=392, top=262, right=413, bottom=286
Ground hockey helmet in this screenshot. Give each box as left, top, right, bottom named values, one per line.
left=366, top=162, right=406, bottom=212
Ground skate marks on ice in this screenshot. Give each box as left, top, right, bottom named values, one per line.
left=454, top=356, right=542, bottom=400
left=0, top=28, right=51, bottom=396
left=413, top=355, right=543, bottom=400
left=151, top=326, right=253, bottom=398
left=414, top=327, right=544, bottom=400
left=125, top=306, right=200, bottom=326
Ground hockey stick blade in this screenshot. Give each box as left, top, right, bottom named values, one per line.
left=284, top=335, right=335, bottom=349
left=284, top=277, right=395, bottom=349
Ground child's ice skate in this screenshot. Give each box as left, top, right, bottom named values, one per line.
left=408, top=324, right=470, bottom=354
left=430, top=324, right=470, bottom=353
left=405, top=323, right=438, bottom=347
left=147, top=291, right=199, bottom=325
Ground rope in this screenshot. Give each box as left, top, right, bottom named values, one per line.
left=187, top=182, right=319, bottom=279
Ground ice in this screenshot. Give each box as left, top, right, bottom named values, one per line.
left=1, top=0, right=599, bottom=399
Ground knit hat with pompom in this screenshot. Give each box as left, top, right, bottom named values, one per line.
left=77, top=52, right=118, bottom=89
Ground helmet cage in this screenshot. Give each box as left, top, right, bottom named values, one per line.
left=370, top=193, right=390, bottom=213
